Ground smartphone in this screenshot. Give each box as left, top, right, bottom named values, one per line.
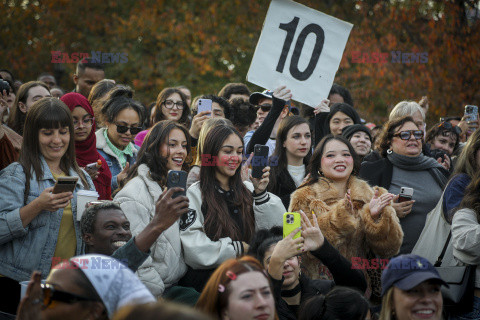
left=166, top=170, right=188, bottom=199
left=464, top=105, right=478, bottom=122
left=197, top=99, right=212, bottom=115
left=52, top=176, right=78, bottom=194
left=251, top=144, right=269, bottom=179
left=283, top=212, right=301, bottom=239
left=85, top=161, right=100, bottom=173
left=398, top=187, right=414, bottom=203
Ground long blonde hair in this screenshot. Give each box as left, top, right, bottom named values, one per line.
left=453, top=128, right=480, bottom=178
left=379, top=288, right=395, bottom=320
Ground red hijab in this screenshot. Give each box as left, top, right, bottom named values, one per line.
left=61, top=93, right=112, bottom=200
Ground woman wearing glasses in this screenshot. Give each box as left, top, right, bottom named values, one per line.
left=61, top=93, right=112, bottom=200
left=134, top=87, right=191, bottom=147
left=360, top=116, right=449, bottom=255
left=96, top=86, right=144, bottom=192
left=153, top=87, right=191, bottom=126
left=17, top=255, right=155, bottom=320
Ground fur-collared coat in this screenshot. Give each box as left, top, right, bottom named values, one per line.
left=289, top=176, right=403, bottom=280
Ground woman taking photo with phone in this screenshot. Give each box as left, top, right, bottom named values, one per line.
left=61, top=92, right=112, bottom=200
left=97, top=85, right=144, bottom=192
left=268, top=115, right=312, bottom=209
left=289, top=135, right=403, bottom=302
left=248, top=212, right=367, bottom=320
left=114, top=120, right=191, bottom=298
left=0, top=97, right=94, bottom=314
left=180, top=124, right=285, bottom=292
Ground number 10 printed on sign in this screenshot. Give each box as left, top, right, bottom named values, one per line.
left=247, top=0, right=353, bottom=107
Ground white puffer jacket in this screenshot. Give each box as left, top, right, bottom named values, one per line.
left=114, top=164, right=187, bottom=297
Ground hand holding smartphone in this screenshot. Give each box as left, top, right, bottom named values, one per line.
left=283, top=212, right=301, bottom=239
left=197, top=99, right=212, bottom=115
left=52, top=176, right=78, bottom=194
left=398, top=187, right=414, bottom=203
left=251, top=144, right=269, bottom=179
left=166, top=170, right=188, bottom=198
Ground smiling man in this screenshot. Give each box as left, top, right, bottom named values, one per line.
left=81, top=189, right=186, bottom=273
left=73, top=58, right=105, bottom=98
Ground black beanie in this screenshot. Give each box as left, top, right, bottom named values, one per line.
left=342, top=124, right=372, bottom=142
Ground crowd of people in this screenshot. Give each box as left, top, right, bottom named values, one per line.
left=0, top=58, right=479, bottom=320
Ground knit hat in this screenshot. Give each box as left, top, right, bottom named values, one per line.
left=342, top=124, right=372, bottom=142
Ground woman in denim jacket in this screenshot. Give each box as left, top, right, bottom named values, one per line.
left=0, top=97, right=94, bottom=314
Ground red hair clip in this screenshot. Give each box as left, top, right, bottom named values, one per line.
left=226, top=271, right=237, bottom=280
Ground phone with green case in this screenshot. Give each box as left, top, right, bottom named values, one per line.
left=283, top=212, right=301, bottom=239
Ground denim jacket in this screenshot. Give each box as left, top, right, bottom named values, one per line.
left=0, top=157, right=95, bottom=282
left=96, top=128, right=138, bottom=191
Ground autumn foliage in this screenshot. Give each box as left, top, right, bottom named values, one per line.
left=1, top=0, right=479, bottom=124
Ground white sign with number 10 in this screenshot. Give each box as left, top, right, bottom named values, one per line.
left=247, top=0, right=353, bottom=107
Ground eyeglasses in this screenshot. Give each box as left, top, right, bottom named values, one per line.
left=438, top=121, right=462, bottom=136
left=256, top=104, right=272, bottom=112
left=163, top=100, right=184, bottom=110
left=115, top=123, right=143, bottom=135
left=73, top=117, right=94, bottom=129
left=41, top=283, right=99, bottom=309
left=393, top=130, right=424, bottom=140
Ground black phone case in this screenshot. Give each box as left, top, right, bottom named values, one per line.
left=166, top=171, right=188, bottom=198
left=252, top=145, right=269, bottom=179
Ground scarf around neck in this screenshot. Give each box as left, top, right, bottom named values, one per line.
left=387, top=151, right=448, bottom=187
left=61, top=93, right=112, bottom=200
left=104, top=129, right=134, bottom=168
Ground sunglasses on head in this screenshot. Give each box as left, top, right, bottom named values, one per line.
left=438, top=121, right=462, bottom=136
left=115, top=123, right=143, bottom=135
left=41, top=283, right=99, bottom=309
left=256, top=104, right=272, bottom=112
left=393, top=130, right=424, bottom=140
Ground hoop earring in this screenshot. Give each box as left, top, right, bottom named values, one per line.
left=318, top=170, right=323, bottom=176
left=387, top=149, right=393, bottom=154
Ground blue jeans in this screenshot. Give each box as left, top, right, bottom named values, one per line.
left=449, top=296, right=480, bottom=320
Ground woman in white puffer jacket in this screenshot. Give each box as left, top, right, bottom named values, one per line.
left=114, top=120, right=191, bottom=297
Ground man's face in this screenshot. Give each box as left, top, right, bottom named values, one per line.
left=83, top=208, right=132, bottom=256
left=73, top=67, right=105, bottom=98
left=212, top=102, right=225, bottom=118
left=39, top=75, right=56, bottom=89
left=255, top=97, right=272, bottom=127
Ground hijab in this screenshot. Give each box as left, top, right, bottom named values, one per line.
left=61, top=93, right=112, bottom=199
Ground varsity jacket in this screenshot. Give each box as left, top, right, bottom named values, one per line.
left=180, top=181, right=285, bottom=270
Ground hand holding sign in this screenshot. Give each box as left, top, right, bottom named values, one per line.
left=273, top=85, right=292, bottom=101
left=247, top=0, right=353, bottom=107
